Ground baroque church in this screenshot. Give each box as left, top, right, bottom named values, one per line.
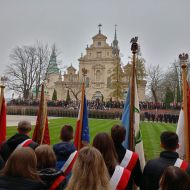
left=45, top=26, right=146, bottom=101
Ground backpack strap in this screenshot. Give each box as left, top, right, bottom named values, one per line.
left=120, top=149, right=138, bottom=171
left=110, top=165, right=131, bottom=190
left=48, top=175, right=65, bottom=190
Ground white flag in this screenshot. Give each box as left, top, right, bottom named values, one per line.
left=176, top=109, right=185, bottom=159
left=134, top=79, right=145, bottom=170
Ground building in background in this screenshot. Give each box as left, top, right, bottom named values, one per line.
left=45, top=26, right=146, bottom=101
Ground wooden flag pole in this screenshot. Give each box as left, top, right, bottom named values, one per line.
left=129, top=37, right=138, bottom=151
left=0, top=85, right=5, bottom=115
left=179, top=53, right=190, bottom=162
left=40, top=84, right=47, bottom=144
left=78, top=68, right=87, bottom=149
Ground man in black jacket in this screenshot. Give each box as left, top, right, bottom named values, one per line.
left=111, top=124, right=143, bottom=190
left=142, top=131, right=190, bottom=190
left=0, top=120, right=38, bottom=162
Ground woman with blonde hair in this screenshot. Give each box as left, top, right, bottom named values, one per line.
left=0, top=147, right=44, bottom=190
left=65, top=146, right=111, bottom=190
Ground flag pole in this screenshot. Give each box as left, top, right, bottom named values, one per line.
left=0, top=85, right=5, bottom=115
left=40, top=84, right=47, bottom=144
left=129, top=37, right=138, bottom=151
left=78, top=68, right=87, bottom=149
left=179, top=53, right=190, bottom=162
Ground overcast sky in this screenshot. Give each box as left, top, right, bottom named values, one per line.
left=0, top=0, right=190, bottom=76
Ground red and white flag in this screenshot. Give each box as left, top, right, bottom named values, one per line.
left=0, top=86, right=6, bottom=144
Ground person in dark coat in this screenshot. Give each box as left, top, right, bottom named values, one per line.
left=142, top=131, right=190, bottom=190
left=111, top=125, right=143, bottom=190
left=53, top=125, right=76, bottom=170
left=0, top=120, right=38, bottom=162
left=35, top=145, right=66, bottom=190
left=0, top=147, right=45, bottom=190
left=0, top=154, right=4, bottom=170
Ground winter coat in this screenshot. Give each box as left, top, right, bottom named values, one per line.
left=0, top=133, right=38, bottom=162
left=0, top=175, right=45, bottom=190
left=53, top=142, right=76, bottom=170
left=142, top=151, right=190, bottom=190
left=38, top=168, right=66, bottom=190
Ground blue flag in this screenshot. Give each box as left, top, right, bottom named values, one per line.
left=81, top=95, right=90, bottom=143
left=121, top=87, right=130, bottom=149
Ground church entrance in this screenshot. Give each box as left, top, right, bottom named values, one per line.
left=92, top=91, right=103, bottom=101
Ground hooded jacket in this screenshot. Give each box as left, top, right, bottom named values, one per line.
left=53, top=141, right=76, bottom=170
left=38, top=168, right=66, bottom=190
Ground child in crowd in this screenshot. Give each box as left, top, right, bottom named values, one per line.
left=0, top=147, right=44, bottom=190
left=53, top=125, right=76, bottom=170
left=93, top=132, right=131, bottom=190
left=0, top=120, right=38, bottom=162
left=111, top=125, right=142, bottom=189
left=35, top=145, right=66, bottom=190
left=159, top=166, right=190, bottom=190
left=65, top=146, right=111, bottom=190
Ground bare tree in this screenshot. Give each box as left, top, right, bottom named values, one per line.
left=35, top=42, right=50, bottom=98
left=147, top=65, right=163, bottom=103
left=6, top=43, right=50, bottom=99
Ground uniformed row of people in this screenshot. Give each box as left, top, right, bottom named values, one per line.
left=143, top=112, right=179, bottom=123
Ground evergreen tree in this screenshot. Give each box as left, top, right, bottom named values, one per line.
left=111, top=57, right=124, bottom=101
left=52, top=89, right=57, bottom=101
left=165, top=87, right=174, bottom=108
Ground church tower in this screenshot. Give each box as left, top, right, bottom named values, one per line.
left=46, top=45, right=60, bottom=100
left=78, top=24, right=118, bottom=101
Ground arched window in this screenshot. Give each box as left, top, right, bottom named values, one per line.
left=107, top=77, right=111, bottom=88
left=86, top=77, right=89, bottom=88
left=96, top=70, right=101, bottom=82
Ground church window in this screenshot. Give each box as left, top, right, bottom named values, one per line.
left=98, top=42, right=101, bottom=46
left=96, top=70, right=101, bottom=82
left=86, top=77, right=90, bottom=88
left=107, top=77, right=111, bottom=88
left=97, top=52, right=102, bottom=58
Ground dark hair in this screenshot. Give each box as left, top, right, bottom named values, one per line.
left=35, top=145, right=56, bottom=169
left=92, top=133, right=118, bottom=173
left=160, top=166, right=190, bottom=190
left=1, top=147, right=40, bottom=181
left=60, top=125, right=73, bottom=141
left=111, top=124, right=126, bottom=145
left=160, top=131, right=178, bottom=150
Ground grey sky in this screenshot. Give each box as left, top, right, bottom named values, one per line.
left=0, top=0, right=190, bottom=76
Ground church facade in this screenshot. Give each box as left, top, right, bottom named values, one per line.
left=45, top=27, right=146, bottom=101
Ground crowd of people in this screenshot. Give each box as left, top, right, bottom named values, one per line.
left=142, top=112, right=179, bottom=123
left=0, top=120, right=190, bottom=190
left=8, top=99, right=181, bottom=110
